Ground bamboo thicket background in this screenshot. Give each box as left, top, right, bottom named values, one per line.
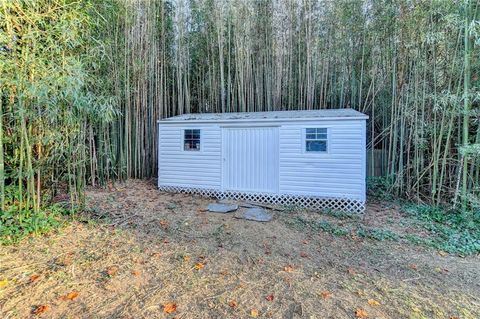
left=0, top=0, right=479, bottom=211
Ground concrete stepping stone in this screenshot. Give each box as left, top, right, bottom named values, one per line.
left=208, top=203, right=238, bottom=213
left=237, top=207, right=273, bottom=222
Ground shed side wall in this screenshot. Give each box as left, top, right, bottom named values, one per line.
left=158, top=123, right=222, bottom=189
left=278, top=119, right=366, bottom=200
left=158, top=119, right=366, bottom=201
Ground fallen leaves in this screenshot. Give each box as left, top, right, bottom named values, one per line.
left=250, top=308, right=259, bottom=317
left=163, top=302, right=177, bottom=313
left=367, top=299, right=380, bottom=306
left=283, top=265, right=294, bottom=272
left=228, top=300, right=238, bottom=308
left=194, top=262, right=205, bottom=270
left=131, top=270, right=141, bottom=276
left=0, top=279, right=8, bottom=289
left=32, top=304, right=50, bottom=315
left=409, top=264, right=418, bottom=271
left=159, top=220, right=169, bottom=228
left=434, top=267, right=449, bottom=274
left=300, top=252, right=309, bottom=258
left=265, top=294, right=274, bottom=301
left=355, top=308, right=368, bottom=318
left=61, top=291, right=79, bottom=301
left=30, top=274, right=40, bottom=283
left=347, top=267, right=356, bottom=275
left=106, top=266, right=119, bottom=277
left=263, top=243, right=271, bottom=255
left=319, top=291, right=331, bottom=299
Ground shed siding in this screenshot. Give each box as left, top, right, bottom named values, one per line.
left=158, top=124, right=222, bottom=189
left=278, top=120, right=366, bottom=200
left=158, top=118, right=366, bottom=201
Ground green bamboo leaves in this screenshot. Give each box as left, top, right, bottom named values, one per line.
left=0, top=0, right=479, bottom=213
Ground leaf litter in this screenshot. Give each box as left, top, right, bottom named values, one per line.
left=0, top=180, right=478, bottom=319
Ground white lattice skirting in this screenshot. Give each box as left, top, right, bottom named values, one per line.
left=158, top=186, right=365, bottom=213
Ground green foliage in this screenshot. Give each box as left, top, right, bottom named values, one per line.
left=286, top=202, right=480, bottom=255
left=288, top=217, right=350, bottom=237
left=0, top=0, right=479, bottom=241
left=402, top=204, right=480, bottom=255
left=367, top=176, right=395, bottom=200
left=0, top=187, right=69, bottom=245
left=356, top=227, right=399, bottom=241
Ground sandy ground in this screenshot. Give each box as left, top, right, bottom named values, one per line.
left=0, top=179, right=479, bottom=318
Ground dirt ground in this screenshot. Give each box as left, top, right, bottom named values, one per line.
left=1, top=180, right=479, bottom=319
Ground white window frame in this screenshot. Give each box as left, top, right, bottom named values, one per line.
left=183, top=128, right=201, bottom=152
left=303, top=127, right=330, bottom=154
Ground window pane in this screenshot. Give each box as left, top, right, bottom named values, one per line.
left=306, top=128, right=316, bottom=134
left=306, top=140, right=327, bottom=152
left=316, top=133, right=327, bottom=139
left=191, top=129, right=200, bottom=139
left=184, top=129, right=200, bottom=151
left=306, top=133, right=316, bottom=139
left=316, top=128, right=327, bottom=134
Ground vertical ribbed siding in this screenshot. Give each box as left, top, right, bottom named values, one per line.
left=222, top=127, right=279, bottom=193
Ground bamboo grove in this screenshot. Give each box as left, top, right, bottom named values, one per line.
left=0, top=0, right=479, bottom=212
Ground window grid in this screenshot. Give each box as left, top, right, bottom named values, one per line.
left=305, top=128, right=327, bottom=153
left=184, top=129, right=200, bottom=151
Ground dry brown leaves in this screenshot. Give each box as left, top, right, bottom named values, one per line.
left=131, top=270, right=141, bottom=276
left=367, top=299, right=380, bottom=306
left=355, top=308, right=368, bottom=318
left=159, top=220, right=169, bottom=229
left=32, top=304, right=50, bottom=315
left=106, top=266, right=119, bottom=277
left=319, top=291, right=331, bottom=299
left=194, top=262, right=205, bottom=270
left=265, top=294, right=274, bottom=301
left=163, top=302, right=177, bottom=313
left=60, top=291, right=79, bottom=301
left=30, top=274, right=40, bottom=283
left=250, top=308, right=259, bottom=317
left=347, top=267, right=356, bottom=275
left=284, top=265, right=294, bottom=272
left=228, top=300, right=238, bottom=308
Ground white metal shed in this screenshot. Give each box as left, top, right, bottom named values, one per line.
left=157, top=109, right=368, bottom=212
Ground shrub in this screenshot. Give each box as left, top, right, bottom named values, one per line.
left=0, top=186, right=70, bottom=245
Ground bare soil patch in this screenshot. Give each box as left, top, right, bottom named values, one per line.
left=1, top=180, right=479, bottom=318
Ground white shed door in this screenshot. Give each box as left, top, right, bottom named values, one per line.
left=222, top=127, right=279, bottom=193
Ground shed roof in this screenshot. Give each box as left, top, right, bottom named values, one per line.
left=159, top=108, right=368, bottom=123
